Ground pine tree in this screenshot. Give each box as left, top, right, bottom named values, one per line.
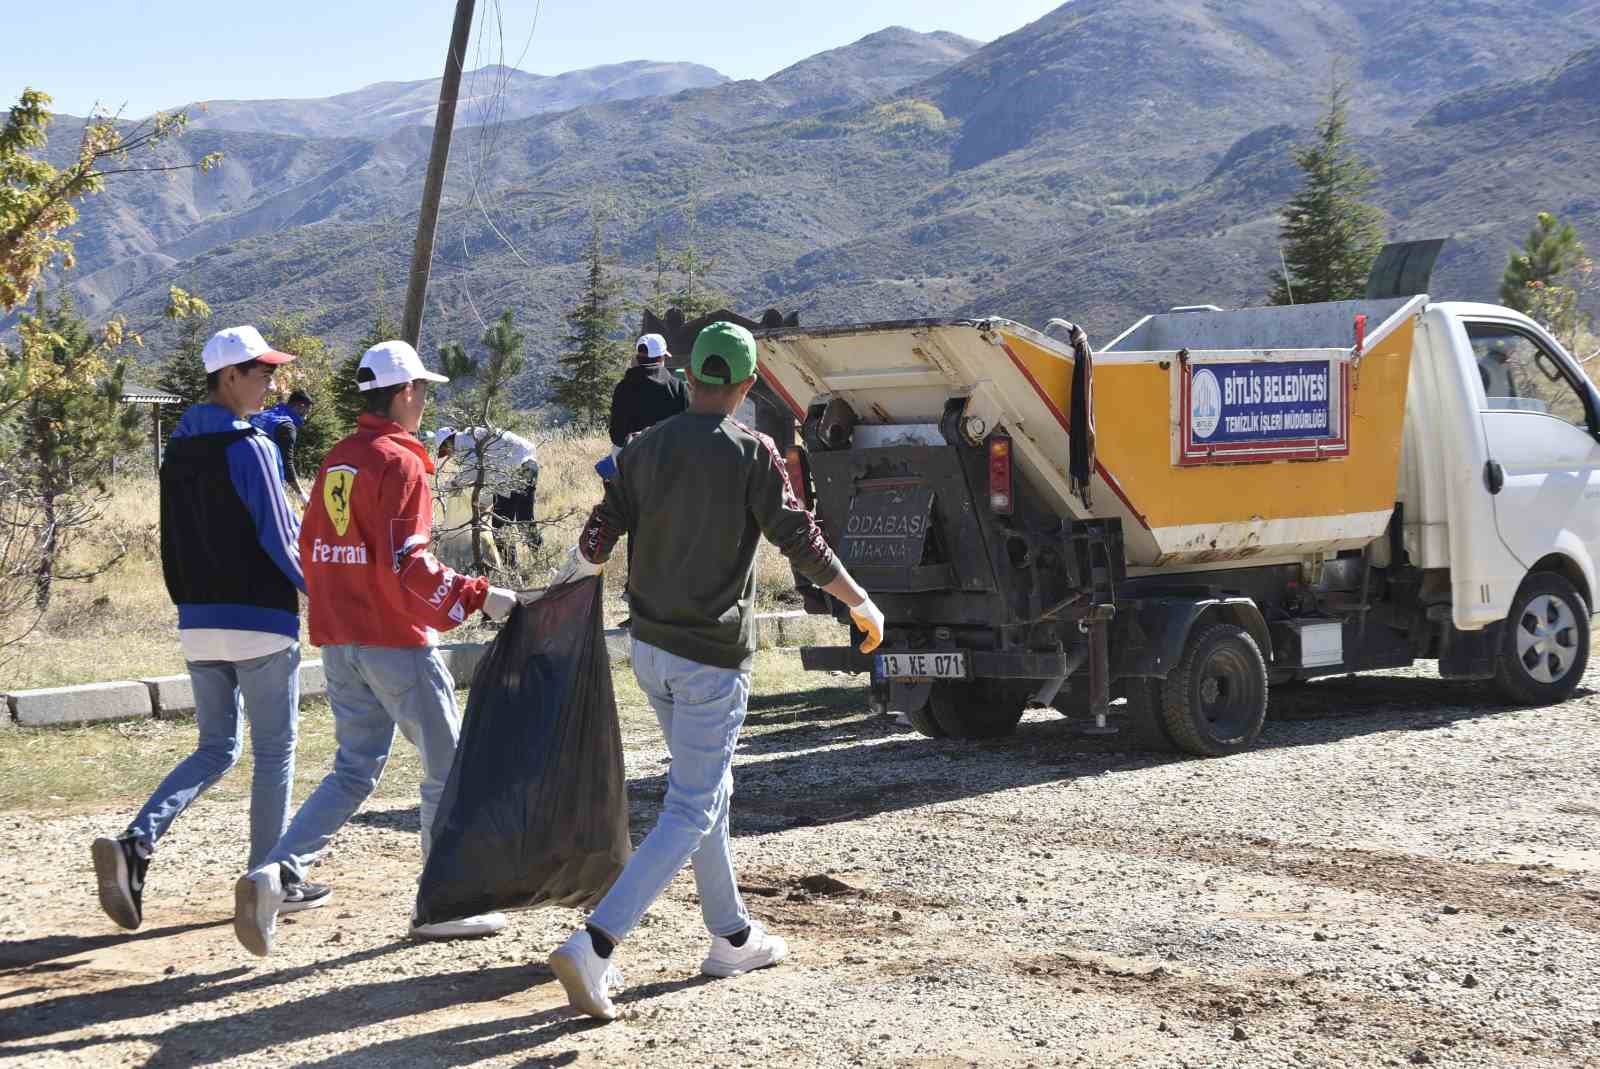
left=15, top=291, right=142, bottom=610
left=155, top=292, right=213, bottom=442
left=1269, top=81, right=1387, bottom=305
left=648, top=231, right=671, bottom=315
left=1500, top=212, right=1586, bottom=314
left=669, top=186, right=731, bottom=319
left=555, top=221, right=625, bottom=427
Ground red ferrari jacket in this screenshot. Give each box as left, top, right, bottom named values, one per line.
left=300, top=413, right=488, bottom=647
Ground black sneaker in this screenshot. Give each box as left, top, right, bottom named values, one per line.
left=281, top=875, right=333, bottom=914
left=91, top=833, right=148, bottom=930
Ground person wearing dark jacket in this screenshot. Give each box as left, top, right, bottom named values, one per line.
left=249, top=389, right=313, bottom=507
left=544, top=321, right=885, bottom=1021
left=91, top=326, right=325, bottom=932
left=607, top=333, right=687, bottom=448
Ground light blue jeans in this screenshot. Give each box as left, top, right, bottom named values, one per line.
left=588, top=639, right=752, bottom=943
left=267, top=645, right=460, bottom=883
left=128, top=645, right=301, bottom=870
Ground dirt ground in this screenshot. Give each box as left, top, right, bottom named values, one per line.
left=4, top=650, right=1600, bottom=1068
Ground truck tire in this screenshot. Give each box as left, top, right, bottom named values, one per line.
left=1161, top=623, right=1268, bottom=757
left=1493, top=571, right=1589, bottom=706
left=1121, top=678, right=1179, bottom=752
left=928, top=679, right=1031, bottom=739
left=904, top=702, right=947, bottom=739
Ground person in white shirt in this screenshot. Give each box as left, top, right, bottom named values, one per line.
left=435, top=426, right=543, bottom=555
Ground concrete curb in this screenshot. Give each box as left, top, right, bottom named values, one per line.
left=141, top=675, right=196, bottom=720
left=2, top=611, right=845, bottom=729
left=9, top=681, right=153, bottom=728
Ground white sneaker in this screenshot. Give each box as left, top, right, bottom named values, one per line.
left=409, top=911, right=508, bottom=941
left=233, top=865, right=285, bottom=957
left=701, top=919, right=789, bottom=978
left=549, top=928, right=625, bottom=1021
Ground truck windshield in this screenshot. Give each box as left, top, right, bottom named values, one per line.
left=1465, top=322, right=1592, bottom=431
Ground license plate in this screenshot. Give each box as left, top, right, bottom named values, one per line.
left=876, top=651, right=967, bottom=680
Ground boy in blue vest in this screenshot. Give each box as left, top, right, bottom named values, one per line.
left=91, top=326, right=327, bottom=930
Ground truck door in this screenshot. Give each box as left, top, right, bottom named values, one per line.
left=1467, top=319, right=1600, bottom=589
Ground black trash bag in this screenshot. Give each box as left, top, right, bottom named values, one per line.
left=415, top=576, right=629, bottom=924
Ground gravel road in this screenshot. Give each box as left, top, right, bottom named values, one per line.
left=3, top=652, right=1599, bottom=1068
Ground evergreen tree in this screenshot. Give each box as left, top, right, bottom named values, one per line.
left=0, top=90, right=214, bottom=658
left=155, top=289, right=212, bottom=443
left=555, top=221, right=625, bottom=427
left=1501, top=212, right=1587, bottom=314
left=649, top=231, right=671, bottom=314
left=669, top=187, right=731, bottom=319
left=1269, top=81, right=1386, bottom=305
left=15, top=291, right=142, bottom=610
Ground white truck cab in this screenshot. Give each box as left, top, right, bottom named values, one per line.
left=1411, top=303, right=1600, bottom=627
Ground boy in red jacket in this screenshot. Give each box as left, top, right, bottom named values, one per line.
left=233, top=340, right=518, bottom=956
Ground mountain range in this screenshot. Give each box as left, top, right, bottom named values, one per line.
left=177, top=61, right=730, bottom=140
left=25, top=4, right=1600, bottom=404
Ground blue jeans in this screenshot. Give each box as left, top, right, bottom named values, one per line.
left=587, top=639, right=751, bottom=943
left=128, top=645, right=301, bottom=870
left=268, top=645, right=459, bottom=883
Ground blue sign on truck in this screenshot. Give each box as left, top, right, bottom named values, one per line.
left=1179, top=357, right=1347, bottom=465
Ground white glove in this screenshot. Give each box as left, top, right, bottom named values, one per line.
left=548, top=546, right=603, bottom=589
left=849, top=597, right=885, bottom=654
left=482, top=586, right=517, bottom=622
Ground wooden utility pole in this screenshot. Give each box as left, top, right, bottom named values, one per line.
left=402, top=0, right=477, bottom=348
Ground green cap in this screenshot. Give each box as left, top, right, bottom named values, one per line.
left=690, top=321, right=758, bottom=385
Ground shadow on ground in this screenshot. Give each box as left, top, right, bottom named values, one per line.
left=0, top=920, right=231, bottom=973
left=352, top=670, right=1576, bottom=843
left=2, top=937, right=710, bottom=1068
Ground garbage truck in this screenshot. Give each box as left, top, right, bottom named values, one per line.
left=753, top=290, right=1600, bottom=756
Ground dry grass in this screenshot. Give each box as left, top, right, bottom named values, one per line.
left=0, top=651, right=840, bottom=812
left=3, top=428, right=806, bottom=691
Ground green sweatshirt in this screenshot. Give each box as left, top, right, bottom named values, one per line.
left=579, top=411, right=843, bottom=670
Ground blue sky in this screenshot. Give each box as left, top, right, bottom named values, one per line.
left=7, top=1, right=1064, bottom=118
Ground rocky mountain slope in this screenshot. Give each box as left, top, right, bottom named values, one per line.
left=26, top=4, right=1600, bottom=398
left=177, top=61, right=729, bottom=139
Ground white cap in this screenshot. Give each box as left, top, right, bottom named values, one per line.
left=635, top=333, right=667, bottom=361
left=357, top=340, right=450, bottom=391
left=201, top=325, right=296, bottom=374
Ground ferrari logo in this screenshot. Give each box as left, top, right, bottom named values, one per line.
left=323, top=465, right=358, bottom=537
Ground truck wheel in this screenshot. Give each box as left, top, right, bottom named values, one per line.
left=928, top=679, right=1030, bottom=739
left=1122, top=678, right=1178, bottom=752
left=1161, top=623, right=1268, bottom=757
left=904, top=703, right=946, bottom=739
left=1493, top=572, right=1589, bottom=706
left=889, top=680, right=944, bottom=738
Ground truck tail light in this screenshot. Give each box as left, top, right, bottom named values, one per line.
left=988, top=433, right=1013, bottom=514
left=784, top=445, right=813, bottom=510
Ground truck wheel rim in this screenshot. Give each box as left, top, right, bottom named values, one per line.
left=1199, top=647, right=1255, bottom=736
left=1517, top=594, right=1579, bottom=684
